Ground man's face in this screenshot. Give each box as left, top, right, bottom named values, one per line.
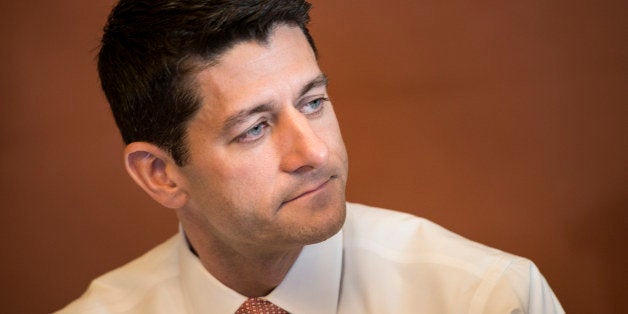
left=177, top=25, right=348, bottom=253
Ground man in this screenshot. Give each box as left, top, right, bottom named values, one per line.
left=59, top=0, right=564, bottom=313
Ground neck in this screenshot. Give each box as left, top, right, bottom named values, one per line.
left=183, top=227, right=302, bottom=297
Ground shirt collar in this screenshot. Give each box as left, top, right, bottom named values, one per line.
left=177, top=229, right=343, bottom=314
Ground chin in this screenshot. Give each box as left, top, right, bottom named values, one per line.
left=290, top=198, right=346, bottom=245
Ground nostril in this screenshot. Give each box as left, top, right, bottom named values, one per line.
left=292, top=164, right=316, bottom=174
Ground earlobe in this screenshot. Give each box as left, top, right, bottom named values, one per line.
left=124, top=142, right=188, bottom=209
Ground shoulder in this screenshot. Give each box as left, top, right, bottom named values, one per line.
left=343, top=202, right=511, bottom=271
left=341, top=202, right=564, bottom=313
left=56, top=235, right=184, bottom=314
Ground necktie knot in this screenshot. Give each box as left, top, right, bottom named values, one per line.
left=235, top=297, right=289, bottom=314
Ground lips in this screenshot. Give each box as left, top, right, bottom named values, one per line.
left=282, top=175, right=336, bottom=206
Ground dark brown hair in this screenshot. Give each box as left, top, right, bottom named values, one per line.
left=98, top=0, right=317, bottom=165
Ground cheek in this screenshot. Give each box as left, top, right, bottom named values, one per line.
left=211, top=150, right=280, bottom=200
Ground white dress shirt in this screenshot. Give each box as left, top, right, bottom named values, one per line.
left=58, top=202, right=564, bottom=313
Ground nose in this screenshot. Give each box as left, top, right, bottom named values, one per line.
left=277, top=108, right=329, bottom=174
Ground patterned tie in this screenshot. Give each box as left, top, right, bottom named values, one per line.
left=235, top=297, right=289, bottom=314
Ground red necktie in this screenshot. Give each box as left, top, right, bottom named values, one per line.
left=235, top=297, right=289, bottom=314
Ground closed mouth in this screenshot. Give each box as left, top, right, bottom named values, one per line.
left=282, top=175, right=336, bottom=206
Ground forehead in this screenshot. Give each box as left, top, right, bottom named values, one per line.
left=192, top=25, right=320, bottom=119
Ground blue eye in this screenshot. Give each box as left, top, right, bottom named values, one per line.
left=300, top=97, right=328, bottom=115
left=249, top=123, right=264, bottom=136
left=237, top=121, right=269, bottom=143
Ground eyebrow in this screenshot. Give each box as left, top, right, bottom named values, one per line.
left=221, top=103, right=274, bottom=134
left=220, top=73, right=329, bottom=133
left=299, top=73, right=328, bottom=99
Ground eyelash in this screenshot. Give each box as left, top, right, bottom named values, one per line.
left=236, top=120, right=270, bottom=143
left=235, top=97, right=329, bottom=143
left=299, top=97, right=329, bottom=116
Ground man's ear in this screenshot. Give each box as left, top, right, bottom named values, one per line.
left=124, top=142, right=189, bottom=209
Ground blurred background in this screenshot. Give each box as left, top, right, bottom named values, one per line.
left=1, top=0, right=626, bottom=312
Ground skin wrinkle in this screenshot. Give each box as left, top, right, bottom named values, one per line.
left=219, top=73, right=328, bottom=137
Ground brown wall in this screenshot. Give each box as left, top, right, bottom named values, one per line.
left=1, top=0, right=625, bottom=312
